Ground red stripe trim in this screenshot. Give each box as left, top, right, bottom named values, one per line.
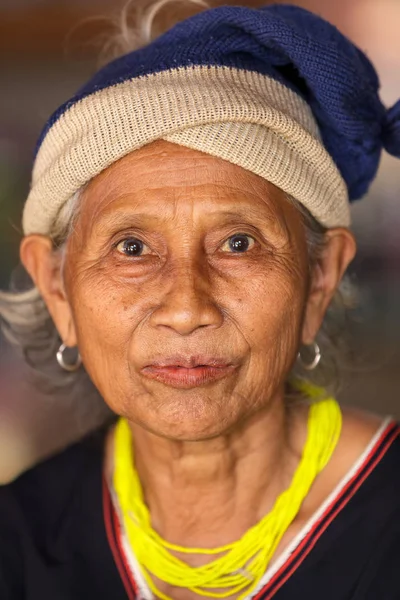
left=255, top=422, right=400, bottom=600
left=112, top=497, right=140, bottom=597
left=104, top=421, right=399, bottom=600
left=102, top=476, right=137, bottom=600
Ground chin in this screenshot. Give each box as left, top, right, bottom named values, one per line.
left=126, top=391, right=242, bottom=441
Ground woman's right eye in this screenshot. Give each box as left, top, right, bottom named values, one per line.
left=116, top=238, right=150, bottom=257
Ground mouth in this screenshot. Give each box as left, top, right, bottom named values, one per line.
left=141, top=356, right=237, bottom=389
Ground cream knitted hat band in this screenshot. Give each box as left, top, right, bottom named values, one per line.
left=24, top=3, right=400, bottom=236
left=23, top=65, right=350, bottom=235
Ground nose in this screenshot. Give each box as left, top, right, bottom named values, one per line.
left=149, top=260, right=223, bottom=336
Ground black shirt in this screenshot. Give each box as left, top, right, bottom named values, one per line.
left=0, top=422, right=400, bottom=600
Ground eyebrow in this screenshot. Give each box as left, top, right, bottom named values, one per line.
left=87, top=183, right=289, bottom=236
left=89, top=206, right=279, bottom=234
left=215, top=209, right=277, bottom=223
left=89, top=211, right=163, bottom=236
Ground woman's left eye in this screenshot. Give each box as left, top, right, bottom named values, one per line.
left=221, top=234, right=255, bottom=253
left=116, top=238, right=150, bottom=257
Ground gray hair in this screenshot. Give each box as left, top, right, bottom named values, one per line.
left=0, top=0, right=358, bottom=421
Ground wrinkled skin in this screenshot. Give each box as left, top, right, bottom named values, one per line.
left=23, top=142, right=385, bottom=600
left=21, top=140, right=355, bottom=442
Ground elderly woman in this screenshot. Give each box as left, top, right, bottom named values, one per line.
left=1, top=1, right=400, bottom=599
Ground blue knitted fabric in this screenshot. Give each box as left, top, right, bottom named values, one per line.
left=37, top=3, right=400, bottom=202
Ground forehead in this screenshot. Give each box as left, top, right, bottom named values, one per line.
left=79, top=140, right=298, bottom=227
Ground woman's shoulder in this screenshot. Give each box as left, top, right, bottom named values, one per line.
left=339, top=405, right=393, bottom=459
left=326, top=405, right=400, bottom=513
left=330, top=410, right=400, bottom=596
left=300, top=404, right=400, bottom=530
left=0, top=424, right=109, bottom=535
left=339, top=405, right=399, bottom=468
left=0, top=423, right=121, bottom=599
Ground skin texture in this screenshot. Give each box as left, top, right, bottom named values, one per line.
left=21, top=140, right=355, bottom=440
left=21, top=140, right=380, bottom=599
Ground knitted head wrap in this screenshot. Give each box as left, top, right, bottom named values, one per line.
left=22, top=3, right=400, bottom=235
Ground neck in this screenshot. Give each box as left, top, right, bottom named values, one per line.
left=122, top=388, right=308, bottom=549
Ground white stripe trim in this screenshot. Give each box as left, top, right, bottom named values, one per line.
left=249, top=416, right=393, bottom=596
left=109, top=416, right=394, bottom=600
left=120, top=530, right=154, bottom=600
left=109, top=486, right=154, bottom=600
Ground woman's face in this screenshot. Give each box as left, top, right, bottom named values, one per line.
left=23, top=141, right=353, bottom=440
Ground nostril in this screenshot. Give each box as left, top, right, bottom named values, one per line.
left=150, top=298, right=223, bottom=335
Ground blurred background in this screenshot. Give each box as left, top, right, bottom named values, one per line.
left=0, top=0, right=399, bottom=482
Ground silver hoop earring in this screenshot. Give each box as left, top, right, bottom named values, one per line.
left=297, top=341, right=321, bottom=371
left=56, top=343, right=82, bottom=372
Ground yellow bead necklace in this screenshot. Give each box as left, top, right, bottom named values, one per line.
left=113, top=385, right=342, bottom=600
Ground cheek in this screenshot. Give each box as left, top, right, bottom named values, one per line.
left=67, top=254, right=306, bottom=358
left=64, top=249, right=307, bottom=415
left=65, top=263, right=150, bottom=376
left=231, top=267, right=307, bottom=404
left=228, top=260, right=307, bottom=349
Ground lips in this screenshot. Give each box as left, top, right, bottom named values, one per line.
left=141, top=356, right=237, bottom=389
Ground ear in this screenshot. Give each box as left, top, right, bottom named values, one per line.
left=20, top=235, right=78, bottom=347
left=301, top=228, right=356, bottom=345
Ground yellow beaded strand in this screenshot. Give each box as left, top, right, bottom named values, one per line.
left=113, top=385, right=342, bottom=600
